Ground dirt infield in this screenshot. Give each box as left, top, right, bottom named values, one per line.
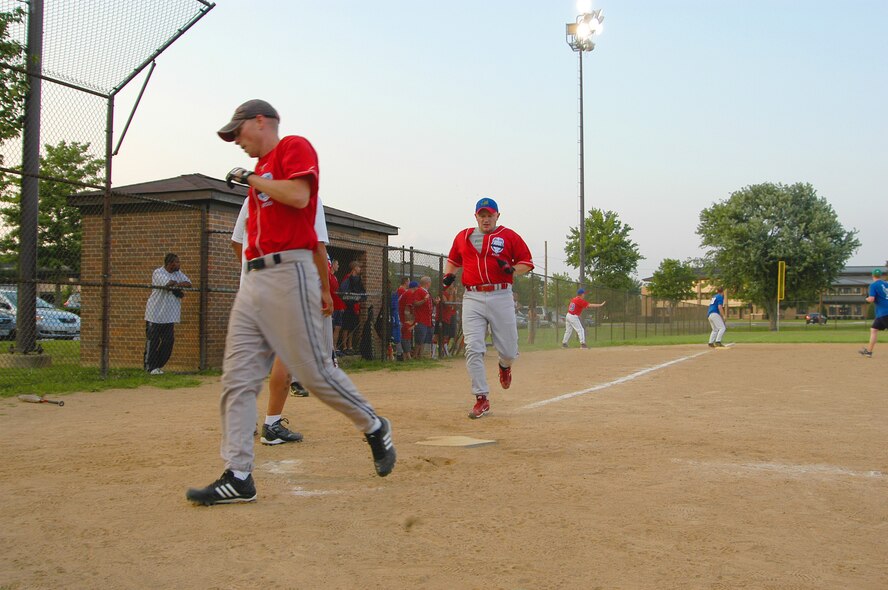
left=1, top=344, right=886, bottom=589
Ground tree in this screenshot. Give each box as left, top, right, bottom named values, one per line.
left=648, top=258, right=697, bottom=303
left=564, top=208, right=643, bottom=291
left=697, top=182, right=859, bottom=330
left=0, top=7, right=26, bottom=146
left=0, top=141, right=103, bottom=273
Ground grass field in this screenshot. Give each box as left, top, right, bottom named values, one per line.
left=1, top=320, right=872, bottom=397
left=519, top=320, right=869, bottom=351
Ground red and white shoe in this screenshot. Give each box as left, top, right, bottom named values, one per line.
left=468, top=395, right=490, bottom=419
left=498, top=364, right=512, bottom=389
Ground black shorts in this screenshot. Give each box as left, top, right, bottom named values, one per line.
left=873, top=316, right=888, bottom=331
left=343, top=311, right=360, bottom=331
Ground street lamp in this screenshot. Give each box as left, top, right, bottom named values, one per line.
left=566, top=7, right=604, bottom=288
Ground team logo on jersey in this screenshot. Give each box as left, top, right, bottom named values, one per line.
left=257, top=172, right=274, bottom=202
left=491, top=236, right=505, bottom=255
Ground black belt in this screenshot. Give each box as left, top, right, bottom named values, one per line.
left=247, top=253, right=282, bottom=271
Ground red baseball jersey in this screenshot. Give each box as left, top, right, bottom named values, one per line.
left=244, top=135, right=320, bottom=260
left=329, top=266, right=346, bottom=311
left=412, top=287, right=433, bottom=327
left=398, top=289, right=414, bottom=319
left=446, top=226, right=534, bottom=287
left=568, top=296, right=590, bottom=316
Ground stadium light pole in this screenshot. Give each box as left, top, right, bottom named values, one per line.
left=566, top=6, right=604, bottom=288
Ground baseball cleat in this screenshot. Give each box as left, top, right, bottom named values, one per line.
left=498, top=364, right=512, bottom=389
left=580, top=344, right=588, bottom=349
left=859, top=348, right=873, bottom=358
left=289, top=381, right=309, bottom=397
left=468, top=395, right=490, bottom=419
left=714, top=341, right=725, bottom=348
left=708, top=343, right=716, bottom=348
left=561, top=343, right=569, bottom=348
left=365, top=417, right=396, bottom=477
left=186, top=470, right=257, bottom=506
left=261, top=418, right=303, bottom=445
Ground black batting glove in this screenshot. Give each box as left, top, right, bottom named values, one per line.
left=226, top=167, right=254, bottom=189
left=442, top=273, right=456, bottom=287
left=496, top=258, right=515, bottom=275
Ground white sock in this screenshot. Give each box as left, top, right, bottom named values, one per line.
left=232, top=470, right=250, bottom=481
left=365, top=417, right=382, bottom=434
left=265, top=414, right=281, bottom=426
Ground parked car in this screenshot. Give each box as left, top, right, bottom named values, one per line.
left=805, top=312, right=827, bottom=325
left=0, top=310, right=15, bottom=340
left=515, top=311, right=528, bottom=329
left=64, top=291, right=81, bottom=312
left=0, top=290, right=81, bottom=339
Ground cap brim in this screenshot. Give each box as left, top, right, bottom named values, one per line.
left=217, top=120, right=242, bottom=142
left=476, top=207, right=497, bottom=214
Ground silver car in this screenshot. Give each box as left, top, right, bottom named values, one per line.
left=0, top=290, right=81, bottom=340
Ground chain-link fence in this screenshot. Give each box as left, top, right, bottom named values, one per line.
left=382, top=246, right=709, bottom=361
left=0, top=1, right=213, bottom=377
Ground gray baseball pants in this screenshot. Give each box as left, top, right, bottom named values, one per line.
left=708, top=313, right=726, bottom=343
left=462, top=288, right=519, bottom=396
left=220, top=249, right=379, bottom=473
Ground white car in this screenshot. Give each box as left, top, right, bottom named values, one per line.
left=0, top=290, right=81, bottom=340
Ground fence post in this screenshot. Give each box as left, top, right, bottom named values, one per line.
left=16, top=0, right=44, bottom=356
left=198, top=204, right=209, bottom=370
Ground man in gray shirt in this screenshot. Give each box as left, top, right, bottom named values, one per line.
left=144, top=253, right=191, bottom=374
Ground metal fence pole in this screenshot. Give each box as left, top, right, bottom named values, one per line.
left=16, top=0, right=44, bottom=355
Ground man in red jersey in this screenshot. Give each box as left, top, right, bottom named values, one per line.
left=442, top=198, right=534, bottom=419
left=412, top=276, right=434, bottom=359
left=186, top=100, right=395, bottom=506
left=561, top=288, right=606, bottom=349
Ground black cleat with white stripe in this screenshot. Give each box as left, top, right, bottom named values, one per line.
left=186, top=470, right=257, bottom=506
left=364, top=417, right=396, bottom=477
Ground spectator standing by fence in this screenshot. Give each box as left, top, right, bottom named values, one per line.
left=144, top=253, right=191, bottom=375
left=339, top=261, right=366, bottom=355
left=412, top=276, right=434, bottom=359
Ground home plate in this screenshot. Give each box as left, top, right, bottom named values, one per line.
left=415, top=436, right=497, bottom=448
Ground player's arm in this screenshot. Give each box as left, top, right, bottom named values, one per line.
left=246, top=175, right=312, bottom=209
left=718, top=303, right=725, bottom=316
left=312, top=243, right=333, bottom=316
left=591, top=300, right=606, bottom=308
left=512, top=263, right=532, bottom=276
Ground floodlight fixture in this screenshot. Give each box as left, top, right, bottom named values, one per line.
left=565, top=7, right=604, bottom=288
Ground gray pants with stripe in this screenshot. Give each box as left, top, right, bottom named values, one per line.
left=220, top=249, right=379, bottom=473
left=462, top=288, right=519, bottom=396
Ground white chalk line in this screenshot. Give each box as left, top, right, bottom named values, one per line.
left=674, top=459, right=884, bottom=480
left=517, top=347, right=718, bottom=411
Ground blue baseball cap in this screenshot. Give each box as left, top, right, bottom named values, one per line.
left=475, top=198, right=498, bottom=214
left=577, top=288, right=585, bottom=295
left=408, top=281, right=419, bottom=288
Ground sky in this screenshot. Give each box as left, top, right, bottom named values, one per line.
left=107, top=0, right=887, bottom=280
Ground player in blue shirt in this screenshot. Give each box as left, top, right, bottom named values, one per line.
left=707, top=286, right=726, bottom=348
left=860, top=268, right=888, bottom=358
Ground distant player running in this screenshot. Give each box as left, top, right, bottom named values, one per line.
left=442, top=198, right=533, bottom=419
left=859, top=268, right=888, bottom=358
left=561, top=288, right=605, bottom=349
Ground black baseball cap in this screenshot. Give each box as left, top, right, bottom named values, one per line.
left=217, top=99, right=279, bottom=142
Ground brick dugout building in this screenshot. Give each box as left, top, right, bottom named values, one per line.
left=71, top=174, right=397, bottom=371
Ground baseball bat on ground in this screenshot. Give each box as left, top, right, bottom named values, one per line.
left=17, top=394, right=64, bottom=406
